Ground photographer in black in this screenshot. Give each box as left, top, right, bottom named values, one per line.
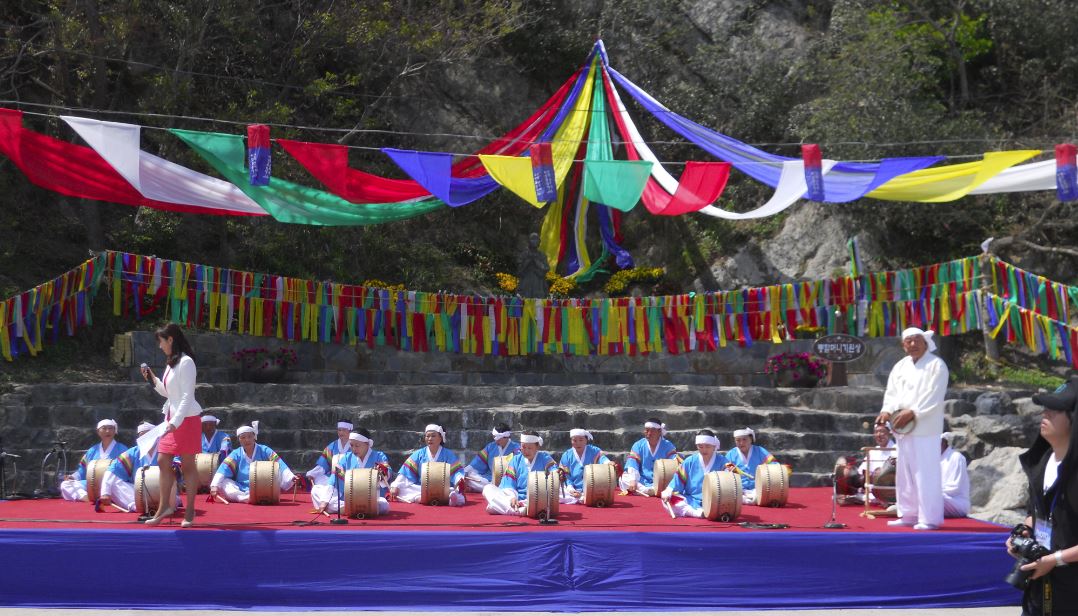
left=1009, top=377, right=1078, bottom=615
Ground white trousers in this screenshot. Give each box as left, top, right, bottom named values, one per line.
left=305, top=466, right=332, bottom=486
left=943, top=494, right=970, bottom=518
left=462, top=467, right=490, bottom=493
left=214, top=470, right=296, bottom=504
left=896, top=434, right=944, bottom=527
left=617, top=468, right=654, bottom=496
left=310, top=484, right=390, bottom=515
left=101, top=472, right=180, bottom=512
left=390, top=476, right=465, bottom=506
left=60, top=479, right=86, bottom=502
left=671, top=500, right=704, bottom=518
left=482, top=484, right=577, bottom=515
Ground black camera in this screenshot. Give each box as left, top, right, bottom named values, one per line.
left=1005, top=524, right=1052, bottom=590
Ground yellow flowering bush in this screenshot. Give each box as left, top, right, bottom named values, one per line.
left=546, top=271, right=577, bottom=297
left=362, top=279, right=406, bottom=292
left=495, top=272, right=519, bottom=294
left=603, top=267, right=664, bottom=295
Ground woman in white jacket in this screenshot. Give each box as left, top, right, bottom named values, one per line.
left=141, top=323, right=203, bottom=527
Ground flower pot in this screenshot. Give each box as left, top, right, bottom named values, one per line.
left=240, top=364, right=287, bottom=383
left=770, top=371, right=819, bottom=388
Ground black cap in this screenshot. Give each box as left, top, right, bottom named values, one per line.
left=1032, top=377, right=1078, bottom=414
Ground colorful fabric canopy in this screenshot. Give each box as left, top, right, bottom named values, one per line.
left=61, top=116, right=267, bottom=216
left=171, top=130, right=444, bottom=226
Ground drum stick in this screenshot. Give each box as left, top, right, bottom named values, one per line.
left=109, top=502, right=129, bottom=513
left=661, top=498, right=676, bottom=519
left=214, top=493, right=230, bottom=505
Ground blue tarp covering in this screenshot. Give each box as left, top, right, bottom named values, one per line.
left=0, top=529, right=1018, bottom=611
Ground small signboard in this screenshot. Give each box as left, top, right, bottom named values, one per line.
left=812, top=334, right=866, bottom=363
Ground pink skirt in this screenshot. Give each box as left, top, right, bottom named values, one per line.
left=159, top=415, right=201, bottom=456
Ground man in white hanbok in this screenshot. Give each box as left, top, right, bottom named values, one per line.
left=875, top=327, right=949, bottom=530
left=939, top=432, right=970, bottom=518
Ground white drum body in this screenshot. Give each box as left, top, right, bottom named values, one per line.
left=420, top=461, right=452, bottom=506
left=582, top=463, right=617, bottom=507
left=701, top=470, right=743, bottom=522
left=525, top=470, right=561, bottom=520
left=344, top=468, right=381, bottom=518
left=753, top=464, right=789, bottom=507
left=249, top=460, right=281, bottom=505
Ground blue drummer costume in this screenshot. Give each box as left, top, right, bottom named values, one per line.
left=726, top=427, right=780, bottom=496
left=60, top=418, right=127, bottom=502
left=101, top=422, right=177, bottom=512
left=665, top=434, right=730, bottom=518
left=619, top=420, right=680, bottom=495
left=200, top=415, right=232, bottom=455
left=558, top=428, right=613, bottom=503
left=311, top=431, right=392, bottom=515
left=484, top=434, right=574, bottom=515
left=462, top=426, right=520, bottom=492
left=210, top=425, right=296, bottom=503
left=388, top=424, right=466, bottom=506
left=305, top=420, right=354, bottom=487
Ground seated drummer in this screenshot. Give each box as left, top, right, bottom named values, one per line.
left=101, top=422, right=179, bottom=512
left=725, top=427, right=780, bottom=502
left=209, top=425, right=296, bottom=503
left=61, top=419, right=128, bottom=502
left=388, top=424, right=465, bottom=506
left=618, top=417, right=680, bottom=497
left=940, top=432, right=969, bottom=518
left=662, top=430, right=731, bottom=518
left=850, top=424, right=897, bottom=506
left=483, top=431, right=570, bottom=515
left=558, top=428, right=614, bottom=504
left=304, top=419, right=354, bottom=488
left=462, top=423, right=520, bottom=492
left=201, top=415, right=231, bottom=457
left=312, top=429, right=392, bottom=516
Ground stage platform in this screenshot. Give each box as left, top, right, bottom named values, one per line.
left=0, top=488, right=1020, bottom=611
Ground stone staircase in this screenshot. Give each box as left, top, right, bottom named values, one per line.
left=0, top=378, right=887, bottom=495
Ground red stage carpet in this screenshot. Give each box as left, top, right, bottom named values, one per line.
left=0, top=487, right=1002, bottom=532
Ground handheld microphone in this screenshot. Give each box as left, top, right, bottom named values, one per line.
left=140, top=363, right=150, bottom=382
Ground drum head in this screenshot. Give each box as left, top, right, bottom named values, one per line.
left=344, top=468, right=380, bottom=518
left=582, top=463, right=617, bottom=508
left=701, top=470, right=742, bottom=522
left=652, top=458, right=679, bottom=496
left=86, top=459, right=112, bottom=502
left=194, top=453, right=219, bottom=493
left=526, top=470, right=561, bottom=519
left=249, top=460, right=281, bottom=505
left=753, top=464, right=789, bottom=507
left=420, top=461, right=451, bottom=506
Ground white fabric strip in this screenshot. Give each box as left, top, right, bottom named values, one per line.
left=61, top=116, right=267, bottom=216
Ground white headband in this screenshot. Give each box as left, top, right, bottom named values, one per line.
left=520, top=434, right=544, bottom=446
left=137, top=422, right=155, bottom=435
left=337, top=421, right=354, bottom=431
left=695, top=435, right=721, bottom=448
left=491, top=429, right=512, bottom=440
left=901, top=327, right=938, bottom=353
left=941, top=431, right=954, bottom=443
left=733, top=428, right=755, bottom=439
left=424, top=424, right=446, bottom=442
left=569, top=428, right=593, bottom=441
left=201, top=415, right=220, bottom=424
left=644, top=421, right=667, bottom=436
left=349, top=432, right=373, bottom=445
left=96, top=419, right=117, bottom=430
left=237, top=421, right=259, bottom=437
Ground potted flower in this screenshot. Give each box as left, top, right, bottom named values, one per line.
left=231, top=347, right=298, bottom=383
left=764, top=352, right=827, bottom=388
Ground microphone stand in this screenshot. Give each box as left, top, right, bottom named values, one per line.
left=539, top=472, right=558, bottom=526
left=330, top=473, right=348, bottom=525
left=823, top=471, right=846, bottom=529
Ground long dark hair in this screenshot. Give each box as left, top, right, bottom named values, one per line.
left=155, top=323, right=195, bottom=368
